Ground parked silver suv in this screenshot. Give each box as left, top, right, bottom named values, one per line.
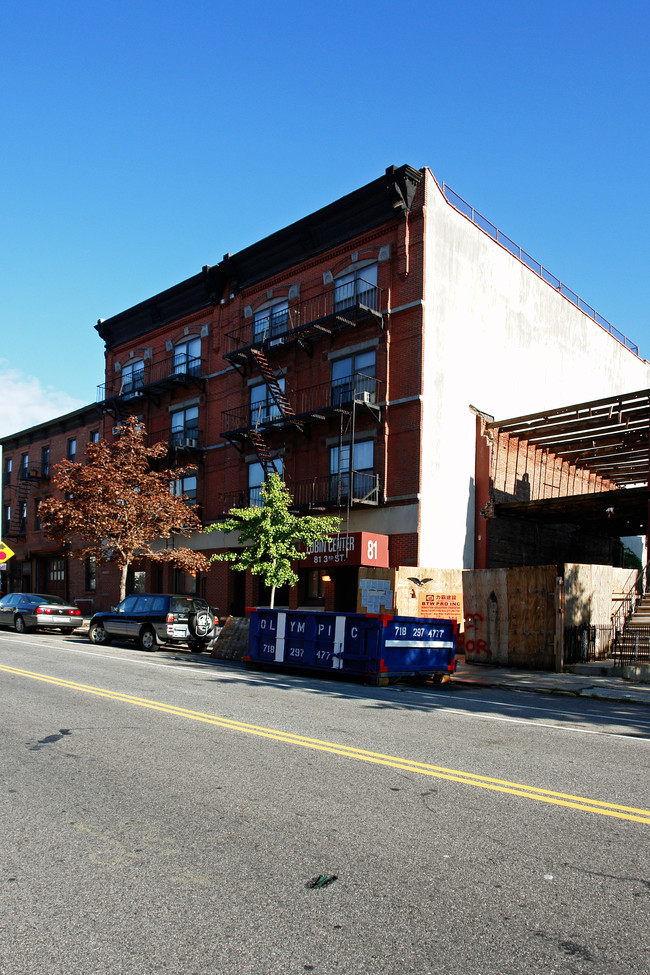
left=88, top=594, right=216, bottom=652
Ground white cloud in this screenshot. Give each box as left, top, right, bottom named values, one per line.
left=0, top=361, right=86, bottom=439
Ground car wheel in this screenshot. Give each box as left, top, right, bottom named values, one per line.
left=188, top=641, right=204, bottom=653
left=88, top=621, right=112, bottom=645
left=188, top=609, right=214, bottom=640
left=14, top=615, right=26, bottom=634
left=139, top=626, right=157, bottom=652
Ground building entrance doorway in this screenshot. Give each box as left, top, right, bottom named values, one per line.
left=334, top=566, right=359, bottom=612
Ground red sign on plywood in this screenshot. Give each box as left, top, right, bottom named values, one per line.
left=302, top=532, right=389, bottom=569
left=418, top=592, right=463, bottom=623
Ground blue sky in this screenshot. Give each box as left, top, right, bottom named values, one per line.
left=1, top=0, right=649, bottom=436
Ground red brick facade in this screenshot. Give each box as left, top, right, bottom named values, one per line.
left=3, top=164, right=630, bottom=612
left=0, top=405, right=118, bottom=608
left=2, top=166, right=429, bottom=613
left=89, top=167, right=427, bottom=613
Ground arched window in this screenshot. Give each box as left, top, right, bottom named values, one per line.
left=334, top=263, right=378, bottom=312
left=253, top=301, right=289, bottom=343
left=174, top=336, right=201, bottom=376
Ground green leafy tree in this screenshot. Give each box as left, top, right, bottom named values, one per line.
left=207, top=472, right=339, bottom=608
left=38, top=416, right=209, bottom=601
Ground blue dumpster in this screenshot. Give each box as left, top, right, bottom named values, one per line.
left=246, top=609, right=456, bottom=685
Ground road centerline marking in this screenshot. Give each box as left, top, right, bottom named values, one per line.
left=2, top=662, right=649, bottom=824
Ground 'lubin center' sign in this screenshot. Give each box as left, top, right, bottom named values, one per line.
left=301, top=532, right=389, bottom=569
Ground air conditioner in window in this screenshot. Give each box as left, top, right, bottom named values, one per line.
left=183, top=438, right=198, bottom=449
left=361, top=390, right=372, bottom=404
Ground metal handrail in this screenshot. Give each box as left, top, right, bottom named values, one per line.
left=19, top=463, right=48, bottom=480
left=442, top=183, right=639, bottom=356
left=216, top=471, right=381, bottom=516
left=291, top=472, right=381, bottom=509
left=611, top=562, right=647, bottom=631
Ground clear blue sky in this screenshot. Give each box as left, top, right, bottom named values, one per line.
left=1, top=0, right=649, bottom=436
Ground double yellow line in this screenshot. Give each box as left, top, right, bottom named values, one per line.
left=3, top=662, right=649, bottom=824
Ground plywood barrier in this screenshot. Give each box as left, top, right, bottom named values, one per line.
left=210, top=616, right=250, bottom=660
left=352, top=562, right=631, bottom=671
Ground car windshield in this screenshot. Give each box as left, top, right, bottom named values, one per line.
left=33, top=594, right=68, bottom=606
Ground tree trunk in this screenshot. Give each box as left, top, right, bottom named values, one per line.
left=269, top=586, right=276, bottom=609
left=119, top=563, right=129, bottom=602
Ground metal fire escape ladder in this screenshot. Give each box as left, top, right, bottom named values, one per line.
left=249, top=348, right=303, bottom=432
left=10, top=475, right=33, bottom=535
left=246, top=346, right=304, bottom=480
left=248, top=429, right=280, bottom=479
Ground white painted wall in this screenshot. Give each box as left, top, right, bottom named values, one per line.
left=420, top=169, right=650, bottom=569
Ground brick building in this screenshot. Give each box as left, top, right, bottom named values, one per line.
left=2, top=164, right=650, bottom=613
left=0, top=405, right=107, bottom=607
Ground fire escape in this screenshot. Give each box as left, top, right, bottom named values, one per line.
left=96, top=352, right=207, bottom=458
left=220, top=278, right=384, bottom=511
left=247, top=347, right=303, bottom=478
left=6, top=464, right=48, bottom=538
left=97, top=352, right=206, bottom=415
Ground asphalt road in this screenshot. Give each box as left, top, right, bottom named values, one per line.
left=1, top=629, right=649, bottom=975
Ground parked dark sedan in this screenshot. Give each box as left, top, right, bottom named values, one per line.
left=0, top=593, right=82, bottom=633
left=88, top=594, right=216, bottom=652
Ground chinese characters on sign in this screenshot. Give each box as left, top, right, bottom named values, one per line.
left=418, top=592, right=463, bottom=624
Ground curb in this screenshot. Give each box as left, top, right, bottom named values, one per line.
left=451, top=674, right=650, bottom=705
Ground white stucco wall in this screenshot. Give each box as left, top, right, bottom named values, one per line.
left=420, top=169, right=650, bottom=569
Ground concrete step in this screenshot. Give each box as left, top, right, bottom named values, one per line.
left=567, top=661, right=617, bottom=676
left=566, top=660, right=650, bottom=682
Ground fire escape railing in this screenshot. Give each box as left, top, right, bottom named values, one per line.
left=97, top=353, right=205, bottom=404
left=223, top=281, right=383, bottom=362
left=220, top=374, right=380, bottom=436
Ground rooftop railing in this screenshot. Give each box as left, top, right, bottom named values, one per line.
left=442, top=184, right=639, bottom=357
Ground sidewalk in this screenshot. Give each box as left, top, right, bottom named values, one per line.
left=452, top=655, right=650, bottom=705
left=73, top=620, right=650, bottom=704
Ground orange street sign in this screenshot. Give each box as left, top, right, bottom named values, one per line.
left=0, top=542, right=15, bottom=563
